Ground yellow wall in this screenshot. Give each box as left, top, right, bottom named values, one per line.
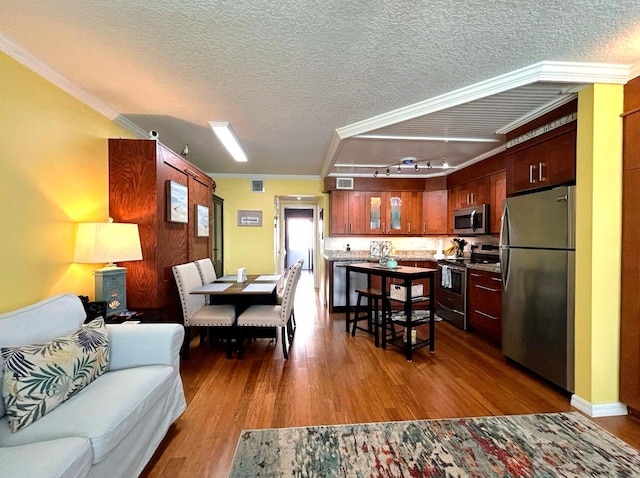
left=213, top=177, right=327, bottom=275
left=574, top=84, right=624, bottom=403
left=0, top=52, right=134, bottom=312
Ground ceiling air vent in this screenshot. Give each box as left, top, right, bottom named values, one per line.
left=336, top=178, right=354, bottom=190
left=251, top=180, right=265, bottom=192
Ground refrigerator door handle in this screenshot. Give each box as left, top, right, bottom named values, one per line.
left=499, top=205, right=509, bottom=288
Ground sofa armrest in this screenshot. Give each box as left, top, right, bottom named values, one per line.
left=107, top=323, right=184, bottom=370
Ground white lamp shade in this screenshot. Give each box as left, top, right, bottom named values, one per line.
left=74, top=222, right=143, bottom=264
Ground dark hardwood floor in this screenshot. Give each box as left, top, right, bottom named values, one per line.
left=141, top=272, right=640, bottom=477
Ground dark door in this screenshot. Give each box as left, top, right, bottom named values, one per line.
left=212, top=194, right=224, bottom=277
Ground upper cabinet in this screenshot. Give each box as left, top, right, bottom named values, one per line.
left=451, top=176, right=490, bottom=210
left=490, top=171, right=506, bottom=235
left=329, top=190, right=367, bottom=235
left=507, top=128, right=576, bottom=195
left=423, top=189, right=448, bottom=234
left=505, top=100, right=577, bottom=196
left=366, top=191, right=421, bottom=235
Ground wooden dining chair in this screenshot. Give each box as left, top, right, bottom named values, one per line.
left=236, top=260, right=303, bottom=359
left=172, top=262, right=235, bottom=358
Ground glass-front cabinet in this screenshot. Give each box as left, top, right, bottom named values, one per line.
left=367, top=192, right=421, bottom=235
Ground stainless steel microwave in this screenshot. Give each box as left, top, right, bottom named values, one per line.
left=453, top=204, right=489, bottom=235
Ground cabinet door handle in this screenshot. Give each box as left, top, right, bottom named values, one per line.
left=475, top=284, right=500, bottom=293
left=529, top=164, right=537, bottom=184
left=408, top=222, right=411, bottom=233
left=538, top=162, right=546, bottom=182
left=474, top=309, right=499, bottom=320
left=491, top=277, right=503, bottom=282
left=469, top=273, right=481, bottom=277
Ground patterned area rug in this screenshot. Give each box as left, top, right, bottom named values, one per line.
left=230, top=412, right=640, bottom=477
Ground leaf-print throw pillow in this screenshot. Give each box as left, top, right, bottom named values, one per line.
left=1, top=318, right=110, bottom=432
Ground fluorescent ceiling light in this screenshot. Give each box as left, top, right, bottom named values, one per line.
left=208, top=121, right=248, bottom=162
left=354, top=134, right=499, bottom=143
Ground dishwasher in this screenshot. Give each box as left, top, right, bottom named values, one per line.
left=332, top=261, right=369, bottom=311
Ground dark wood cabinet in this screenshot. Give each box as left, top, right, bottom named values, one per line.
left=467, top=269, right=502, bottom=344
left=366, top=191, right=422, bottom=235
left=423, top=189, right=448, bottom=234
left=108, top=139, right=213, bottom=323
left=490, top=171, right=506, bottom=235
left=507, top=127, right=576, bottom=195
left=620, top=77, right=640, bottom=414
left=330, top=190, right=367, bottom=235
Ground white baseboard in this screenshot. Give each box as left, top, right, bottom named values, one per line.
left=570, top=394, right=628, bottom=417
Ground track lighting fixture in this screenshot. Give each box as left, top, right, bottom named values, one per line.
left=373, top=170, right=378, bottom=178
left=370, top=156, right=449, bottom=177
left=414, top=164, right=419, bottom=172
left=386, top=168, right=390, bottom=176
left=397, top=165, right=402, bottom=174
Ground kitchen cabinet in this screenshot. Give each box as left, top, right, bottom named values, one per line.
left=330, top=190, right=367, bottom=235
left=620, top=77, right=640, bottom=415
left=507, top=127, right=576, bottom=195
left=423, top=189, right=448, bottom=234
left=108, top=139, right=213, bottom=323
left=448, top=176, right=491, bottom=234
left=467, top=268, right=502, bottom=344
left=490, top=171, right=506, bottom=235
left=366, top=191, right=422, bottom=235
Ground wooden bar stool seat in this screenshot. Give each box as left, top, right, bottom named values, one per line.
left=350, top=288, right=395, bottom=347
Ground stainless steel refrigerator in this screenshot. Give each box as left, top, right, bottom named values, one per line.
left=499, top=185, right=575, bottom=392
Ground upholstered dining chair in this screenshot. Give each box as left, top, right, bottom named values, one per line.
left=277, top=259, right=304, bottom=335
left=236, top=260, right=303, bottom=360
left=173, top=262, right=235, bottom=359
left=194, top=257, right=217, bottom=283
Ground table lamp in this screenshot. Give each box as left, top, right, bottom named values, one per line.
left=74, top=217, right=143, bottom=316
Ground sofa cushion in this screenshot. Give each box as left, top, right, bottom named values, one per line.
left=0, top=294, right=86, bottom=418
left=1, top=318, right=109, bottom=432
left=0, top=437, right=93, bottom=478
left=0, top=364, right=175, bottom=464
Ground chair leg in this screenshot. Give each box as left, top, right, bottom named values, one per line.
left=280, top=326, right=289, bottom=360
left=199, top=327, right=206, bottom=346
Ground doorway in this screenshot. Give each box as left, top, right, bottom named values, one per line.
left=285, top=209, right=314, bottom=271
left=211, top=194, right=224, bottom=277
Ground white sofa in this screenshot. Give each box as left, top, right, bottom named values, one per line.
left=0, top=294, right=186, bottom=478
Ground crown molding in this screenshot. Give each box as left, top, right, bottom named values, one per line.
left=207, top=173, right=322, bottom=181
left=335, top=61, right=630, bottom=140
left=0, top=31, right=146, bottom=139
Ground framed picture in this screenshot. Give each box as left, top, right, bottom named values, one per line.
left=196, top=204, right=209, bottom=237
left=167, top=180, right=188, bottom=223
left=237, top=210, right=263, bottom=227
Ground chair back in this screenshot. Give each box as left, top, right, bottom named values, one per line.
left=280, top=261, right=303, bottom=323
left=172, top=263, right=206, bottom=326
left=194, top=258, right=217, bottom=284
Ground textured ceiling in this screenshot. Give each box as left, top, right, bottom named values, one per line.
left=1, top=1, right=640, bottom=178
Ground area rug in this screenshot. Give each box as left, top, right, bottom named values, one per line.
left=229, top=412, right=640, bottom=477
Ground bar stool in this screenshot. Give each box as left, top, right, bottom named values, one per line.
left=351, top=288, right=395, bottom=347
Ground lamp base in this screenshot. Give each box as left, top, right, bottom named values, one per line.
left=94, top=267, right=128, bottom=317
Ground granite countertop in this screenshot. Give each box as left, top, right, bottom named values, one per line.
left=324, top=250, right=502, bottom=273
left=324, top=250, right=438, bottom=262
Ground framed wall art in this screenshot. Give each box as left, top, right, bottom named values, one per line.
left=166, top=180, right=188, bottom=223
left=237, top=210, right=262, bottom=227
left=196, top=204, right=210, bottom=237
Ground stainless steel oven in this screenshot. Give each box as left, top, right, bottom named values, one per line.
left=436, top=261, right=467, bottom=330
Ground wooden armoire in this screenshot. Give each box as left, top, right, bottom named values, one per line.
left=108, top=139, right=212, bottom=323
left=620, top=77, right=640, bottom=417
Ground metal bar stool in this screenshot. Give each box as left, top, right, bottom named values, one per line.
left=351, top=288, right=395, bottom=347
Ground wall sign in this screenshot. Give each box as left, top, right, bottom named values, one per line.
left=506, top=112, right=577, bottom=149
left=237, top=210, right=263, bottom=227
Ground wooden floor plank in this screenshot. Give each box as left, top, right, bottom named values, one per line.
left=141, top=272, right=640, bottom=477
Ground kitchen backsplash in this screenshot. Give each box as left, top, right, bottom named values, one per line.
left=325, top=236, right=450, bottom=253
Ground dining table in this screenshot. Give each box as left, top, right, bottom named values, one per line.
left=190, top=273, right=282, bottom=316
left=344, top=262, right=438, bottom=361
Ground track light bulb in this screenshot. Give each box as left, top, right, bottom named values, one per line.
left=397, top=166, right=402, bottom=174
left=373, top=170, right=378, bottom=178
left=414, top=164, right=419, bottom=171
left=386, top=168, right=390, bottom=176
